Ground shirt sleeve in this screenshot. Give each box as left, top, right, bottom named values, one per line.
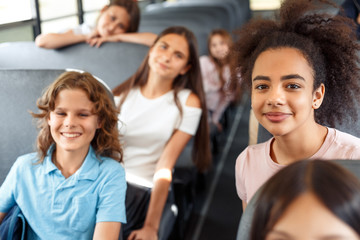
left=71, top=23, right=93, bottom=35
left=0, top=157, right=21, bottom=213
left=96, top=161, right=127, bottom=223
left=178, top=105, right=202, bottom=136
left=235, top=149, right=249, bottom=203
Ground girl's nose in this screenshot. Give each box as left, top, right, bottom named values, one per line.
left=162, top=50, right=171, bottom=62
left=108, top=23, right=117, bottom=33
left=267, top=87, right=285, bottom=106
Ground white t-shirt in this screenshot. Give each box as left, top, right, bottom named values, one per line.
left=115, top=87, right=202, bottom=188
left=235, top=128, right=360, bottom=203
left=59, top=23, right=94, bottom=35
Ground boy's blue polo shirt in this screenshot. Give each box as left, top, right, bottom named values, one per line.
left=0, top=145, right=127, bottom=239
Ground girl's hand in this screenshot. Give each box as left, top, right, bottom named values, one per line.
left=127, top=226, right=158, bottom=240
left=357, top=13, right=360, bottom=25
left=87, top=29, right=100, bottom=39
left=86, top=35, right=120, bottom=48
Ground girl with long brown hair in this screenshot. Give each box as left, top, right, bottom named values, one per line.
left=113, top=26, right=211, bottom=240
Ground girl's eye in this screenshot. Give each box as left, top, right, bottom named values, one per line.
left=286, top=84, right=301, bottom=89
left=159, top=44, right=167, bottom=49
left=79, top=113, right=89, bottom=117
left=255, top=84, right=268, bottom=90
left=175, top=53, right=183, bottom=59
left=118, top=23, right=125, bottom=30
left=110, top=16, right=116, bottom=21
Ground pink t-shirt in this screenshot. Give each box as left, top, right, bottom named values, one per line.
left=235, top=128, right=360, bottom=203
left=199, top=55, right=232, bottom=124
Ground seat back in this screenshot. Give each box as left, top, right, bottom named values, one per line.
left=0, top=41, right=148, bottom=89
left=145, top=2, right=235, bottom=31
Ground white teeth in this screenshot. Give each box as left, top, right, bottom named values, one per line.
left=62, top=133, right=81, bottom=138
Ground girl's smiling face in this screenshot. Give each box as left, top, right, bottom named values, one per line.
left=97, top=5, right=130, bottom=37
left=47, top=89, right=100, bottom=155
left=251, top=47, right=325, bottom=137
left=148, top=33, right=191, bottom=81
left=209, top=34, right=229, bottom=60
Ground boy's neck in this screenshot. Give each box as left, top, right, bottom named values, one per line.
left=53, top=147, right=89, bottom=178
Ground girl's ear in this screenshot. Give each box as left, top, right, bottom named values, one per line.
left=312, top=83, right=325, bottom=109
left=180, top=64, right=192, bottom=75
left=97, top=119, right=102, bottom=129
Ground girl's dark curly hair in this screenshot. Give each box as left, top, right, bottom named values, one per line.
left=233, top=0, right=360, bottom=127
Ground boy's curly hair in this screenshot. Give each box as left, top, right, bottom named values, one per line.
left=233, top=0, right=360, bottom=127
left=32, top=71, right=123, bottom=163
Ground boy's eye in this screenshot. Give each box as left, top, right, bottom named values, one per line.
left=79, top=113, right=89, bottom=117
left=55, top=112, right=65, bottom=116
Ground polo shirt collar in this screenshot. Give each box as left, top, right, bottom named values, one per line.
left=44, top=144, right=57, bottom=174
left=43, top=144, right=100, bottom=181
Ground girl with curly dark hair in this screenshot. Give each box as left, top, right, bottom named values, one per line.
left=234, top=0, right=360, bottom=210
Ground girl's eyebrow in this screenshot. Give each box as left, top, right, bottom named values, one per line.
left=159, top=41, right=168, bottom=46
left=253, top=75, right=270, bottom=81
left=281, top=74, right=305, bottom=81
left=267, top=230, right=294, bottom=239
left=159, top=40, right=187, bottom=57
left=253, top=74, right=305, bottom=81
left=321, top=236, right=357, bottom=240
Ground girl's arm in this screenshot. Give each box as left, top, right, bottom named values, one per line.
left=93, top=222, right=121, bottom=240
left=87, top=32, right=157, bottom=48
left=128, top=93, right=201, bottom=240
left=35, top=30, right=88, bottom=49
left=0, top=212, right=7, bottom=224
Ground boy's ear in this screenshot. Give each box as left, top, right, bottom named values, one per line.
left=312, top=83, right=325, bottom=109
left=180, top=64, right=192, bottom=75
left=47, top=115, right=51, bottom=126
